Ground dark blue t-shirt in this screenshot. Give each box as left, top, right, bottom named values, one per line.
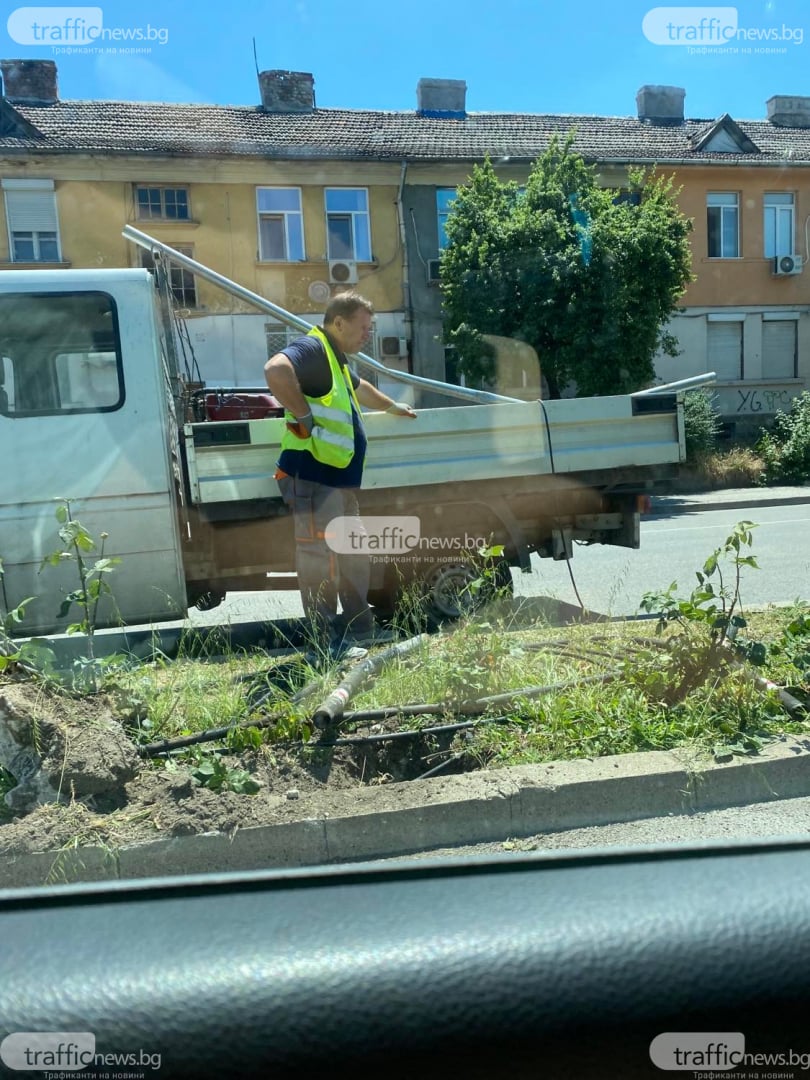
left=276, top=334, right=367, bottom=488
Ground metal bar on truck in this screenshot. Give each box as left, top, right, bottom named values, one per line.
left=632, top=373, right=717, bottom=396
left=122, top=225, right=523, bottom=406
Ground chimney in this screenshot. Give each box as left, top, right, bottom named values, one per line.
left=417, top=78, right=467, bottom=119
left=636, top=85, right=685, bottom=125
left=0, top=59, right=58, bottom=104
left=258, top=70, right=315, bottom=113
left=767, top=95, right=810, bottom=127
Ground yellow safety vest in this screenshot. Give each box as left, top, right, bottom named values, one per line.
left=279, top=326, right=362, bottom=468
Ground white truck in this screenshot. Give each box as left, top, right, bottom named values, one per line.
left=0, top=232, right=708, bottom=636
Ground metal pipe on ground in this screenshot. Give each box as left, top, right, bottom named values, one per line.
left=333, top=671, right=620, bottom=726
left=718, top=640, right=807, bottom=719
left=310, top=635, right=430, bottom=728
left=140, top=669, right=621, bottom=758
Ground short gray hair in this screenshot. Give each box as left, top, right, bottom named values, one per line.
left=324, top=291, right=374, bottom=324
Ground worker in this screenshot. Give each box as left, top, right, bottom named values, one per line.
left=264, top=291, right=416, bottom=657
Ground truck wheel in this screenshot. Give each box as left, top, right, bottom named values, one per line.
left=420, top=558, right=513, bottom=626
left=369, top=559, right=513, bottom=630
left=194, top=590, right=225, bottom=612
left=421, top=561, right=509, bottom=622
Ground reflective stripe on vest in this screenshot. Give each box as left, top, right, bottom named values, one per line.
left=279, top=326, right=360, bottom=468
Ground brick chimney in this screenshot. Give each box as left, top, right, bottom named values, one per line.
left=636, top=85, right=685, bottom=125
left=0, top=59, right=58, bottom=103
left=767, top=95, right=810, bottom=127
left=258, top=70, right=315, bottom=113
left=417, top=78, right=467, bottom=119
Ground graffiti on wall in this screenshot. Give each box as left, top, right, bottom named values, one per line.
left=734, top=388, right=798, bottom=414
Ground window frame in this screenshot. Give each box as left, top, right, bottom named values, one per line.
left=324, top=187, right=372, bottom=262
left=763, top=192, right=795, bottom=260
left=706, top=192, right=740, bottom=259
left=2, top=179, right=62, bottom=264
left=436, top=188, right=458, bottom=251
left=256, top=187, right=306, bottom=262
left=0, top=290, right=125, bottom=418
left=139, top=244, right=198, bottom=308
left=762, top=316, right=798, bottom=380
left=706, top=314, right=744, bottom=382
left=134, top=184, right=191, bottom=222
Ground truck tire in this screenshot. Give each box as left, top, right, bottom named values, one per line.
left=371, top=557, right=514, bottom=630
left=421, top=558, right=513, bottom=625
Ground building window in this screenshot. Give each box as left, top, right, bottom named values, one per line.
left=325, top=188, right=371, bottom=261
left=2, top=178, right=61, bottom=262
left=762, top=318, right=797, bottom=379
left=437, top=188, right=457, bottom=250
left=140, top=244, right=197, bottom=307
left=612, top=189, right=642, bottom=207
left=764, top=193, right=795, bottom=259
left=135, top=185, right=190, bottom=221
left=257, top=188, right=305, bottom=262
left=707, top=318, right=743, bottom=381
left=707, top=193, right=739, bottom=258
left=265, top=320, right=301, bottom=357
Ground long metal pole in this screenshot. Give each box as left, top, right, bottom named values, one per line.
left=122, top=225, right=523, bottom=405
left=632, top=373, right=717, bottom=395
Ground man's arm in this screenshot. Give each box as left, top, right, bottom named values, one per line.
left=355, top=378, right=417, bottom=418
left=264, top=354, right=313, bottom=429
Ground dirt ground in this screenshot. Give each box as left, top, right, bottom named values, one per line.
left=0, top=679, right=462, bottom=858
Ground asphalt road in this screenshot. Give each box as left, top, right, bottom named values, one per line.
left=376, top=795, right=810, bottom=863
left=514, top=501, right=810, bottom=616
left=188, top=498, right=810, bottom=627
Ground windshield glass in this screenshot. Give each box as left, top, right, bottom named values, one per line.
left=0, top=0, right=808, bottom=895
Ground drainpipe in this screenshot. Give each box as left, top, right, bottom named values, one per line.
left=396, top=160, right=413, bottom=382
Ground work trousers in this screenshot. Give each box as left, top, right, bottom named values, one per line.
left=277, top=475, right=373, bottom=643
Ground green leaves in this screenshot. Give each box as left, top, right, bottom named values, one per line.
left=440, top=135, right=692, bottom=399
left=191, top=755, right=261, bottom=795
left=638, top=522, right=761, bottom=645
left=35, top=500, right=123, bottom=681
left=757, top=391, right=810, bottom=484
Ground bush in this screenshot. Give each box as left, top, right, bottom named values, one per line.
left=683, top=389, right=721, bottom=462
left=757, top=391, right=810, bottom=484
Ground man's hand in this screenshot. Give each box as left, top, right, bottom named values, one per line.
left=386, top=402, right=417, bottom=418
left=286, top=411, right=313, bottom=439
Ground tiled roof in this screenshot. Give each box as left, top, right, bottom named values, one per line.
left=2, top=99, right=810, bottom=164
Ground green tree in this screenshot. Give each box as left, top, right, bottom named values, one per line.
left=440, top=134, right=693, bottom=398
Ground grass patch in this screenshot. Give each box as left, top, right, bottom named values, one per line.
left=688, top=446, right=765, bottom=489
left=3, top=533, right=806, bottom=791
left=347, top=612, right=807, bottom=769
left=110, top=645, right=283, bottom=744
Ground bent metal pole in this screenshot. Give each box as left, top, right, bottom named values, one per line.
left=122, top=225, right=523, bottom=406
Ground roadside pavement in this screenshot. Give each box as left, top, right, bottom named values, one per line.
left=3, top=734, right=810, bottom=888
left=650, top=484, right=810, bottom=516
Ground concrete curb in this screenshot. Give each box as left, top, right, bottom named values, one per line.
left=2, top=735, right=810, bottom=889
left=650, top=492, right=810, bottom=515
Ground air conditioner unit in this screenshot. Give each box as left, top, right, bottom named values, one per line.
left=427, top=258, right=441, bottom=284
left=328, top=259, right=358, bottom=285
left=773, top=254, right=803, bottom=275
left=379, top=335, right=408, bottom=358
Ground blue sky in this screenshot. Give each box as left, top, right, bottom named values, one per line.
left=2, top=0, right=808, bottom=120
